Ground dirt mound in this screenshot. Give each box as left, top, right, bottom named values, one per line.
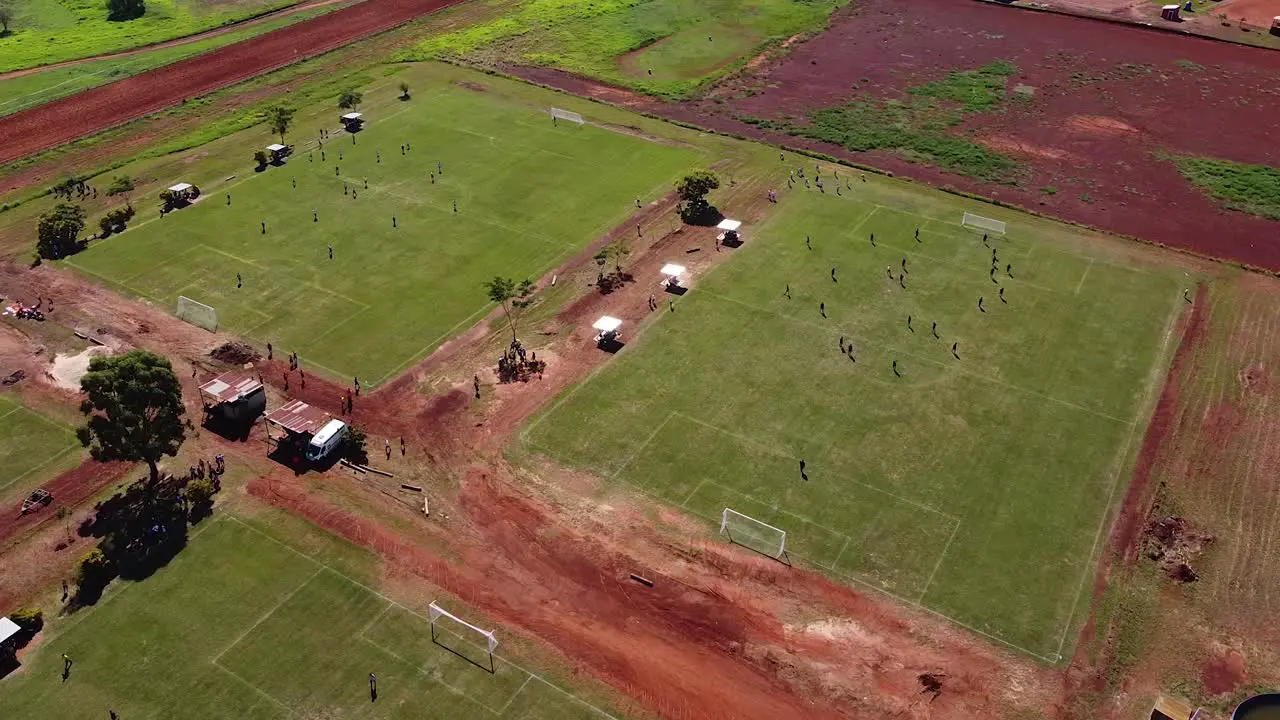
left=1201, top=647, right=1248, bottom=695
left=210, top=341, right=260, bottom=365
left=1143, top=515, right=1214, bottom=582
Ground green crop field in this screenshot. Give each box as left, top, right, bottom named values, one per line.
left=0, top=0, right=302, bottom=74
left=0, top=515, right=618, bottom=719
left=66, top=79, right=699, bottom=385
left=524, top=181, right=1187, bottom=660
left=404, top=0, right=846, bottom=99
left=0, top=4, right=339, bottom=118
left=0, top=393, right=82, bottom=506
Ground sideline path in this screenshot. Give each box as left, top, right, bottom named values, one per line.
left=0, top=0, right=467, bottom=166
left=0, top=0, right=353, bottom=82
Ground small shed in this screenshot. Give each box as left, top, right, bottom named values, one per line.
left=167, top=183, right=196, bottom=201
left=265, top=143, right=290, bottom=162
left=199, top=371, right=266, bottom=425
left=340, top=112, right=364, bottom=131
left=716, top=218, right=743, bottom=245
left=264, top=399, right=333, bottom=459
left=1160, top=4, right=1180, bottom=21
left=1271, top=16, right=1280, bottom=36
left=592, top=316, right=622, bottom=344
left=660, top=263, right=687, bottom=289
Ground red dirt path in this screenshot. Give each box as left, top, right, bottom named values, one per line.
left=517, top=0, right=1280, bottom=272
left=0, top=0, right=467, bottom=165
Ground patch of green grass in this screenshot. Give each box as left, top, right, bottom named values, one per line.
left=0, top=393, right=83, bottom=506
left=525, top=187, right=1182, bottom=658
left=0, top=517, right=619, bottom=718
left=402, top=0, right=845, bottom=99
left=908, top=60, right=1017, bottom=113
left=0, top=4, right=340, bottom=117
left=739, top=102, right=1019, bottom=183
left=65, top=75, right=699, bottom=385
left=0, top=0, right=302, bottom=74
left=1175, top=59, right=1205, bottom=72
left=1173, top=155, right=1280, bottom=221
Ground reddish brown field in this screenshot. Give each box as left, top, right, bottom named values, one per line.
left=528, top=0, right=1280, bottom=272
left=0, top=0, right=468, bottom=165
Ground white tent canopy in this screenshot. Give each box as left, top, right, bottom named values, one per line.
left=341, top=112, right=363, bottom=120
left=266, top=143, right=287, bottom=152
left=167, top=183, right=193, bottom=193
left=592, top=316, right=622, bottom=333
left=659, top=263, right=686, bottom=278
left=716, top=219, right=742, bottom=232
left=0, top=617, right=20, bottom=645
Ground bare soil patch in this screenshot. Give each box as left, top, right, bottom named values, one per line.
left=1201, top=647, right=1248, bottom=695
left=511, top=0, right=1280, bottom=271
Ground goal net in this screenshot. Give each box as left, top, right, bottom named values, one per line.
left=429, top=602, right=498, bottom=670
left=176, top=295, right=218, bottom=332
left=720, top=508, right=787, bottom=560
left=549, top=107, right=585, bottom=126
left=961, top=212, right=1006, bottom=236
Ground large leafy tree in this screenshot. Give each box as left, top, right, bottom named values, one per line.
left=484, top=276, right=536, bottom=343
left=337, top=89, right=363, bottom=111
left=676, top=170, right=720, bottom=224
left=0, top=2, right=15, bottom=35
left=35, top=202, right=85, bottom=260
left=77, top=350, right=187, bottom=483
left=267, top=105, right=294, bottom=145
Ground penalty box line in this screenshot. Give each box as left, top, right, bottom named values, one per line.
left=224, top=515, right=618, bottom=720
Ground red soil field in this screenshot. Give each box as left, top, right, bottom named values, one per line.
left=528, top=0, right=1280, bottom=271
left=0, top=0, right=467, bottom=166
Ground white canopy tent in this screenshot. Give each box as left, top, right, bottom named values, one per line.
left=0, top=617, right=21, bottom=646
left=265, top=143, right=287, bottom=152
left=660, top=263, right=686, bottom=289
left=341, top=112, right=363, bottom=121
left=716, top=218, right=743, bottom=245
left=716, top=219, right=742, bottom=232
left=167, top=183, right=193, bottom=194
left=592, top=316, right=622, bottom=344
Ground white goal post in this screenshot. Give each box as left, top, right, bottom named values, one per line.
left=961, top=212, right=1007, bottom=236
left=549, top=107, right=585, bottom=126
left=176, top=295, right=218, bottom=332
left=721, top=507, right=788, bottom=561
left=429, top=602, right=498, bottom=670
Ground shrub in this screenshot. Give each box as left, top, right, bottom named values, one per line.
left=254, top=149, right=270, bottom=168
left=9, top=607, right=43, bottom=634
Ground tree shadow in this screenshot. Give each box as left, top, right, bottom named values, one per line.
left=680, top=204, right=723, bottom=227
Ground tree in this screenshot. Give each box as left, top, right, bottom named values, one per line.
left=35, top=203, right=85, bottom=260
left=76, top=350, right=187, bottom=484
left=340, top=425, right=368, bottom=464
left=184, top=477, right=215, bottom=520
left=0, top=2, right=14, bottom=36
left=105, top=0, right=145, bottom=21
left=604, top=240, right=630, bottom=275
left=266, top=104, right=294, bottom=145
left=55, top=504, right=72, bottom=543
left=483, top=276, right=536, bottom=344
left=337, top=89, right=363, bottom=111
left=676, top=170, right=720, bottom=225
left=73, top=547, right=113, bottom=602
left=398, top=81, right=410, bottom=100
left=106, top=175, right=135, bottom=206
left=253, top=149, right=270, bottom=169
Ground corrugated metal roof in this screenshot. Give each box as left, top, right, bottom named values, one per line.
left=265, top=399, right=331, bottom=435
left=200, top=372, right=263, bottom=406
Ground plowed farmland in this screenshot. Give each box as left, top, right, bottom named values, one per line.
left=650, top=0, right=1280, bottom=271
left=0, top=0, right=468, bottom=165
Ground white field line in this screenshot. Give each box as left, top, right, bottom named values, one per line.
left=1075, top=258, right=1094, bottom=295
left=0, top=406, right=22, bottom=422
left=497, top=674, right=536, bottom=716
left=917, top=520, right=961, bottom=604
left=610, top=413, right=675, bottom=481
left=211, top=567, right=323, bottom=664
left=226, top=516, right=619, bottom=719
left=1051, top=287, right=1187, bottom=661
left=679, top=478, right=707, bottom=509
left=0, top=444, right=81, bottom=495
left=211, top=658, right=294, bottom=716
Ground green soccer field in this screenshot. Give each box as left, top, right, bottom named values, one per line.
left=66, top=83, right=699, bottom=385
left=0, top=515, right=617, bottom=719
left=0, top=393, right=82, bottom=506
left=524, top=182, right=1186, bottom=659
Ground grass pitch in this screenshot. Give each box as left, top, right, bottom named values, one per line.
left=0, top=515, right=617, bottom=719
left=526, top=181, right=1185, bottom=659
left=0, top=393, right=82, bottom=505
left=68, top=82, right=698, bottom=384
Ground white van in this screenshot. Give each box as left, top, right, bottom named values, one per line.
left=306, top=419, right=348, bottom=461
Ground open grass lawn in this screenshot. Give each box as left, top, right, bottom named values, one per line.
left=0, top=0, right=302, bottom=74
left=0, top=515, right=616, bottom=719
left=525, top=182, right=1186, bottom=660
left=66, top=80, right=699, bottom=385
left=0, top=3, right=340, bottom=117
left=0, top=393, right=82, bottom=506
left=404, top=0, right=845, bottom=99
